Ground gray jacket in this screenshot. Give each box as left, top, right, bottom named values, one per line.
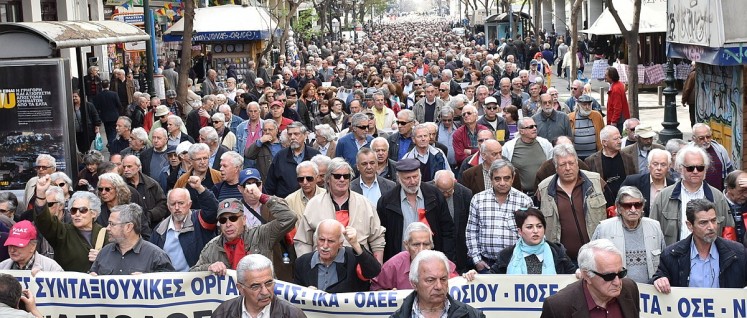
left=537, top=170, right=607, bottom=243
left=592, top=217, right=665, bottom=281
left=413, top=97, right=444, bottom=124
left=531, top=110, right=571, bottom=143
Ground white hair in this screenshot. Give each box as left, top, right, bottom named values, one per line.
left=237, top=254, right=275, bottom=281
left=577, top=239, right=623, bottom=277
left=409, top=250, right=449, bottom=284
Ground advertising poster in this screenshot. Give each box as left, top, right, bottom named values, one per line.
left=0, top=59, right=73, bottom=191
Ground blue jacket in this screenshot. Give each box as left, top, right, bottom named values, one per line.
left=651, top=235, right=747, bottom=288
left=335, top=132, right=372, bottom=166
left=150, top=189, right=218, bottom=268
left=234, top=119, right=264, bottom=154
left=264, top=146, right=320, bottom=198
left=402, top=146, right=448, bottom=182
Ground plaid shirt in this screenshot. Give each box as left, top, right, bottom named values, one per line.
left=467, top=187, right=533, bottom=264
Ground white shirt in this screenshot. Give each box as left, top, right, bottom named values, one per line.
left=242, top=299, right=271, bottom=318
left=680, top=183, right=705, bottom=239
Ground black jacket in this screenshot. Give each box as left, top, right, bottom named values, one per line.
left=427, top=181, right=473, bottom=273
left=651, top=235, right=747, bottom=288
left=294, top=246, right=381, bottom=293
left=621, top=173, right=675, bottom=217
left=211, top=296, right=307, bottom=318
left=264, top=146, right=320, bottom=198
left=491, top=241, right=578, bottom=274
left=377, top=182, right=456, bottom=262
left=92, top=89, right=122, bottom=122
left=476, top=114, right=510, bottom=144
left=390, top=292, right=485, bottom=318
left=386, top=132, right=415, bottom=161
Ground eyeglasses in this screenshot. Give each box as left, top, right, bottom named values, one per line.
left=571, top=87, right=579, bottom=90
left=590, top=268, right=628, bottom=282
left=108, top=222, right=129, bottom=227
left=522, top=125, right=538, bottom=129
left=396, top=121, right=411, bottom=126
left=696, top=135, right=712, bottom=141
left=462, top=112, right=475, bottom=116
left=0, top=209, right=10, bottom=214
left=47, top=202, right=58, bottom=207
left=297, top=176, right=315, bottom=183
left=418, top=95, right=425, bottom=98
left=331, top=173, right=351, bottom=180
left=441, top=119, right=453, bottom=122
left=70, top=207, right=90, bottom=215
left=485, top=106, right=498, bottom=110
left=218, top=215, right=242, bottom=224
left=239, top=280, right=275, bottom=292
left=56, top=182, right=66, bottom=187
left=98, top=187, right=113, bottom=193
left=34, top=165, right=52, bottom=170
left=683, top=165, right=706, bottom=172
left=356, top=125, right=369, bottom=130
left=438, top=89, right=447, bottom=92
left=619, top=201, right=644, bottom=210
left=413, top=83, right=422, bottom=87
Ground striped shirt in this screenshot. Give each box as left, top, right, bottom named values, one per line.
left=466, top=187, right=534, bottom=264
left=572, top=116, right=597, bottom=158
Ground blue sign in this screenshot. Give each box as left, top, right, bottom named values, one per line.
left=668, top=43, right=747, bottom=66
left=163, top=29, right=282, bottom=43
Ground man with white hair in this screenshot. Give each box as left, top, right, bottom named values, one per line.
left=691, top=123, right=734, bottom=191
left=585, top=125, right=638, bottom=206
left=370, top=137, right=398, bottom=182
left=202, top=69, right=219, bottom=96
left=23, top=154, right=57, bottom=209
left=212, top=254, right=306, bottom=317
left=351, top=148, right=396, bottom=206
left=285, top=161, right=326, bottom=218
left=441, top=69, right=461, bottom=96
left=402, top=124, right=448, bottom=182
left=621, top=124, right=666, bottom=173
left=186, top=95, right=216, bottom=141
left=218, top=104, right=242, bottom=135
left=389, top=250, right=484, bottom=318
left=265, top=122, right=321, bottom=198
left=566, top=80, right=602, bottom=113
left=199, top=126, right=230, bottom=171
left=122, top=155, right=169, bottom=227
left=211, top=151, right=245, bottom=201
left=140, top=127, right=171, bottom=181
left=431, top=170, right=474, bottom=273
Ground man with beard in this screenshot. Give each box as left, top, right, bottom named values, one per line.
left=691, top=123, right=734, bottom=191
left=652, top=199, right=747, bottom=292
left=264, top=122, right=321, bottom=198
left=621, top=125, right=665, bottom=174
left=377, top=159, right=456, bottom=262
left=532, top=93, right=571, bottom=143
left=569, top=95, right=604, bottom=160
left=150, top=183, right=218, bottom=271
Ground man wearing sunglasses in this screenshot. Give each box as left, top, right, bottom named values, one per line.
left=652, top=199, right=747, bottom=294
left=335, top=113, right=373, bottom=166
left=691, top=123, right=734, bottom=192
left=541, top=239, right=640, bottom=318
left=23, top=154, right=56, bottom=210
left=191, top=183, right=296, bottom=277
left=591, top=186, right=666, bottom=283
left=650, top=145, right=734, bottom=246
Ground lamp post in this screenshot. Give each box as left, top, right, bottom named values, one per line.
left=659, top=58, right=683, bottom=144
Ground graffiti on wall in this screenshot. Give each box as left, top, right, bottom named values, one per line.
left=695, top=64, right=743, bottom=169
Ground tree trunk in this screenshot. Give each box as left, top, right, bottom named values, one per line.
left=279, top=0, right=301, bottom=58
left=607, top=0, right=642, bottom=118
left=569, top=0, right=583, bottom=81
left=177, top=0, right=195, bottom=108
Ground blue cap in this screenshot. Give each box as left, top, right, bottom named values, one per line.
left=165, top=145, right=177, bottom=154
left=239, top=168, right=262, bottom=185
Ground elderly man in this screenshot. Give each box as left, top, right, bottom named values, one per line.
left=372, top=91, right=396, bottom=130
left=351, top=148, right=396, bottom=206
left=0, top=221, right=63, bottom=272
left=120, top=127, right=150, bottom=158
left=592, top=187, right=666, bottom=283
left=521, top=83, right=542, bottom=117
left=218, top=104, right=242, bottom=135
left=534, top=137, right=591, bottom=190
left=0, top=273, right=45, bottom=318
left=175, top=143, right=222, bottom=199
left=453, top=105, right=489, bottom=166
left=190, top=185, right=297, bottom=275
left=565, top=80, right=602, bottom=112
left=569, top=95, right=604, bottom=160
left=285, top=161, right=326, bottom=218
left=585, top=126, right=638, bottom=206
left=413, top=84, right=443, bottom=124
left=691, top=123, right=734, bottom=191
left=294, top=219, right=382, bottom=292
left=467, top=159, right=534, bottom=273
left=335, top=113, right=373, bottom=166
left=122, top=155, right=169, bottom=227
left=150, top=183, right=218, bottom=272
left=437, top=107, right=459, bottom=168
left=140, top=128, right=171, bottom=181
left=402, top=124, right=448, bottom=182
left=621, top=149, right=675, bottom=217
left=378, top=159, right=456, bottom=262
left=186, top=95, right=216, bottom=141
left=652, top=199, right=747, bottom=293
left=431, top=170, right=474, bottom=273
left=244, top=119, right=281, bottom=181
left=90, top=204, right=174, bottom=275
left=502, top=117, right=553, bottom=195
left=390, top=250, right=484, bottom=318
left=265, top=122, right=321, bottom=198
left=493, top=77, right=522, bottom=109
left=532, top=93, right=571, bottom=143
left=621, top=118, right=640, bottom=148
left=198, top=126, right=229, bottom=171
left=211, top=151, right=244, bottom=201
left=650, top=145, right=734, bottom=246
left=546, top=88, right=571, bottom=113
left=724, top=170, right=747, bottom=245
left=166, top=115, right=194, bottom=148
left=33, top=176, right=108, bottom=272
left=476, top=97, right=509, bottom=143
left=460, top=139, right=519, bottom=195
left=621, top=124, right=666, bottom=173
left=372, top=223, right=461, bottom=290
left=295, top=158, right=386, bottom=262
left=540, top=239, right=640, bottom=318
left=23, top=154, right=57, bottom=209
left=108, top=116, right=133, bottom=155
left=387, top=109, right=417, bottom=161
left=213, top=254, right=307, bottom=318
left=370, top=137, right=398, bottom=182
left=537, top=144, right=607, bottom=262
left=235, top=102, right=264, bottom=155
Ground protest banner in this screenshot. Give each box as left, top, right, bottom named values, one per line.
left=2, top=270, right=747, bottom=318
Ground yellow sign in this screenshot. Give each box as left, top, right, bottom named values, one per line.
left=0, top=91, right=16, bottom=109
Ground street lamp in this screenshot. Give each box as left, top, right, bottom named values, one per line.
left=659, top=58, right=683, bottom=144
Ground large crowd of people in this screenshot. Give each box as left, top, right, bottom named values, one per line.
left=2, top=18, right=743, bottom=318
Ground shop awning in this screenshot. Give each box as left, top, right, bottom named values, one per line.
left=583, top=0, right=666, bottom=35
left=163, top=4, right=280, bottom=42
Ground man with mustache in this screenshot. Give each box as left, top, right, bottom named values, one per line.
left=652, top=199, right=747, bottom=293
left=150, top=179, right=219, bottom=272
left=621, top=124, right=665, bottom=174
left=264, top=122, right=320, bottom=198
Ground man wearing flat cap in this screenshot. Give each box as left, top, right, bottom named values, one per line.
left=621, top=124, right=665, bottom=174
left=569, top=94, right=605, bottom=161
left=377, top=159, right=456, bottom=263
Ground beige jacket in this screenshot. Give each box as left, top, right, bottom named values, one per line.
left=537, top=170, right=607, bottom=243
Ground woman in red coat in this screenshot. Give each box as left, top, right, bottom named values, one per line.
left=605, top=66, right=630, bottom=132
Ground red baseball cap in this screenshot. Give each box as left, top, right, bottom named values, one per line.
left=5, top=220, right=37, bottom=247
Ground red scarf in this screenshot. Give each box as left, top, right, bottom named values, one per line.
left=223, top=238, right=247, bottom=269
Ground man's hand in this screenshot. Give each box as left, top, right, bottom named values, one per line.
left=462, top=269, right=478, bottom=282
left=474, top=261, right=489, bottom=272
left=344, top=226, right=362, bottom=254
left=88, top=249, right=99, bottom=262
left=35, top=175, right=51, bottom=201
left=20, top=289, right=42, bottom=317
left=653, top=277, right=671, bottom=294
left=208, top=261, right=228, bottom=276
left=198, top=108, right=210, bottom=119
left=260, top=134, right=273, bottom=143
left=464, top=149, right=472, bottom=156
left=188, top=176, right=205, bottom=193
left=243, top=183, right=261, bottom=201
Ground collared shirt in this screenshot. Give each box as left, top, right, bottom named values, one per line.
left=10, top=253, right=35, bottom=270
left=242, top=298, right=271, bottom=318
left=638, top=148, right=650, bottom=173
left=466, top=187, right=534, bottom=264
left=164, top=218, right=190, bottom=272
left=400, top=187, right=425, bottom=236
left=318, top=142, right=330, bottom=155
left=414, top=149, right=429, bottom=165
left=438, top=124, right=456, bottom=165
left=168, top=134, right=183, bottom=148
left=481, top=167, right=492, bottom=192
left=292, top=148, right=306, bottom=164
left=583, top=282, right=623, bottom=318
left=360, top=178, right=383, bottom=206
left=355, top=137, right=368, bottom=150
left=649, top=176, right=666, bottom=212
left=310, top=248, right=347, bottom=291
left=209, top=149, right=218, bottom=168
left=412, top=297, right=450, bottom=318
left=680, top=183, right=705, bottom=239
left=89, top=238, right=174, bottom=275
left=689, top=238, right=720, bottom=288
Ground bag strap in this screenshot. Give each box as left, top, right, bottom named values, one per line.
left=94, top=227, right=106, bottom=250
